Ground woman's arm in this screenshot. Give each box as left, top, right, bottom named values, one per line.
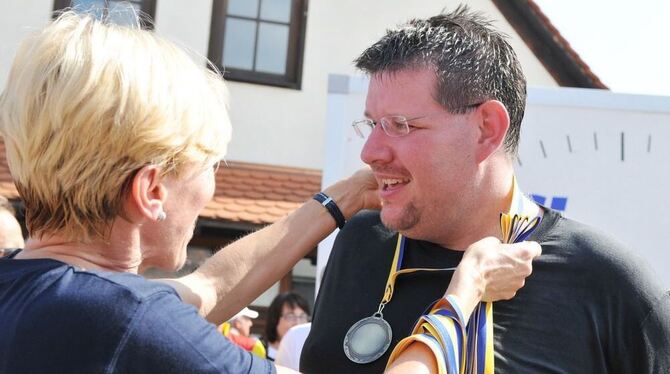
left=160, top=169, right=379, bottom=323
left=385, top=343, right=438, bottom=374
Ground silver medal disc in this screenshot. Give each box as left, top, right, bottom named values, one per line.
left=343, top=315, right=393, bottom=364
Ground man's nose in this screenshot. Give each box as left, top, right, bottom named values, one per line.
left=360, top=125, right=393, bottom=166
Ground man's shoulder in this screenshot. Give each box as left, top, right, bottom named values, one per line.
left=540, top=210, right=666, bottom=301
left=544, top=212, right=637, bottom=263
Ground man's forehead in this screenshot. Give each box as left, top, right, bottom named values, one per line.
left=364, top=68, right=441, bottom=117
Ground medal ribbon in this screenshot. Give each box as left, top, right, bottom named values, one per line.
left=386, top=176, right=541, bottom=373
left=344, top=230, right=458, bottom=364
left=379, top=235, right=458, bottom=313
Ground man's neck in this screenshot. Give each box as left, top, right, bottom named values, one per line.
left=428, top=165, right=538, bottom=250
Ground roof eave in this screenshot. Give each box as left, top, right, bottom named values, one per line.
left=492, top=0, right=608, bottom=89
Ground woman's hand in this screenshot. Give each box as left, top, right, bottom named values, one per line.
left=446, top=237, right=542, bottom=319
left=322, top=167, right=380, bottom=219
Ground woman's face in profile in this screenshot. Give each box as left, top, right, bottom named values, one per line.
left=140, top=163, right=217, bottom=271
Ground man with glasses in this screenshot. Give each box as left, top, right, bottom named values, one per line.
left=301, top=6, right=670, bottom=373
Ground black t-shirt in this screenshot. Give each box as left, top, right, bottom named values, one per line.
left=301, top=209, right=670, bottom=373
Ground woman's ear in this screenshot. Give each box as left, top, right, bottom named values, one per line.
left=128, top=165, right=168, bottom=222
left=474, top=100, right=510, bottom=163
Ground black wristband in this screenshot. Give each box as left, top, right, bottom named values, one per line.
left=313, top=192, right=346, bottom=229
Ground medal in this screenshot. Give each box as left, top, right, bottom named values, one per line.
left=343, top=313, right=392, bottom=363
left=344, top=235, right=457, bottom=364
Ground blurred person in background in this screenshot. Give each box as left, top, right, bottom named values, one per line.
left=263, top=292, right=310, bottom=362
left=0, top=195, right=24, bottom=256
left=220, top=307, right=266, bottom=358
left=275, top=322, right=311, bottom=371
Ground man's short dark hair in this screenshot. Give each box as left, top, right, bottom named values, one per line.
left=355, top=5, right=527, bottom=155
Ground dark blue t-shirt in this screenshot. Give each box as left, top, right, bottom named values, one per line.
left=0, top=252, right=275, bottom=374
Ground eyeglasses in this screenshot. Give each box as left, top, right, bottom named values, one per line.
left=352, top=102, right=484, bottom=139
left=281, top=313, right=310, bottom=323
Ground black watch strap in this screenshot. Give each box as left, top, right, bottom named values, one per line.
left=313, top=192, right=346, bottom=229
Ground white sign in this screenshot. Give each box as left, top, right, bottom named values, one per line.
left=318, top=74, right=670, bottom=293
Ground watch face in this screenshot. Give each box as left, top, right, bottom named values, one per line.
left=343, top=316, right=393, bottom=364
left=516, top=87, right=670, bottom=286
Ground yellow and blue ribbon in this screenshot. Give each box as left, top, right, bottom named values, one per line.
left=386, top=212, right=541, bottom=373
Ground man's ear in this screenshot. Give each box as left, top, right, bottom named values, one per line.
left=474, top=100, right=510, bottom=163
left=128, top=165, right=168, bottom=222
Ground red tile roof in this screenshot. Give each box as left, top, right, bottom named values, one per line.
left=208, top=161, right=322, bottom=224
left=0, top=140, right=322, bottom=226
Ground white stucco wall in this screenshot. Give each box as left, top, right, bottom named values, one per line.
left=0, top=0, right=558, bottom=170
left=153, top=1, right=212, bottom=65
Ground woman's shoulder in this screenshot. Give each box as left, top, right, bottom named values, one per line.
left=4, top=260, right=182, bottom=322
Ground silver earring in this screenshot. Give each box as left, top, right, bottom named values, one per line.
left=157, top=211, right=167, bottom=221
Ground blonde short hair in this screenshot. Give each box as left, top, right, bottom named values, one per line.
left=0, top=12, right=231, bottom=240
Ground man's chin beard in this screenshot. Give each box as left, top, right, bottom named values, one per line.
left=380, top=203, right=421, bottom=232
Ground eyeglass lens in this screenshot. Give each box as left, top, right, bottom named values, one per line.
left=282, top=313, right=309, bottom=322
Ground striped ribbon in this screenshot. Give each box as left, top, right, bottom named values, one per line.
left=386, top=177, right=541, bottom=373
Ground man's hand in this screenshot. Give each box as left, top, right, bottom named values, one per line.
left=446, top=237, right=542, bottom=319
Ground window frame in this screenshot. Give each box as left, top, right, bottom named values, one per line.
left=208, top=0, right=308, bottom=90
left=53, top=0, right=157, bottom=30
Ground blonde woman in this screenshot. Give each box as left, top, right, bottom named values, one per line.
left=0, top=11, right=538, bottom=374
left=0, top=12, right=379, bottom=373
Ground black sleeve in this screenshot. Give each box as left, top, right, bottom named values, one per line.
left=618, top=292, right=670, bottom=374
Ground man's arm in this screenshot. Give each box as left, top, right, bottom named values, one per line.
left=160, top=169, right=379, bottom=324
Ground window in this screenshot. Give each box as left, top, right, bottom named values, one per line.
left=208, top=0, right=308, bottom=89
left=53, top=0, right=156, bottom=29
